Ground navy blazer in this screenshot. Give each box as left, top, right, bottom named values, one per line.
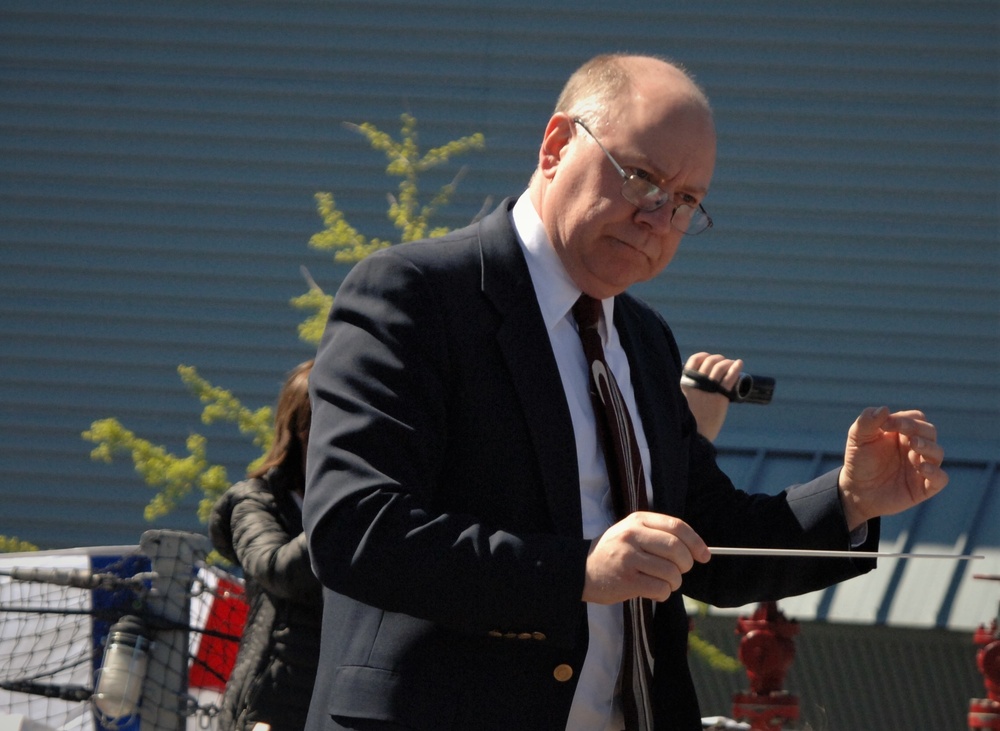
left=303, top=198, right=878, bottom=731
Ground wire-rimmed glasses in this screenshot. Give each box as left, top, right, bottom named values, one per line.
left=573, top=118, right=713, bottom=236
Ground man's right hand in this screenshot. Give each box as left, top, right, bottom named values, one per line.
left=582, top=512, right=710, bottom=604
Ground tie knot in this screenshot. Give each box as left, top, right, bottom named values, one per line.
left=572, top=294, right=603, bottom=331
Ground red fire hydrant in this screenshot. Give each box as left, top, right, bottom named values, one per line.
left=970, top=573, right=1000, bottom=731
left=732, top=601, right=800, bottom=730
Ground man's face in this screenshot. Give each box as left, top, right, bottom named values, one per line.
left=536, top=77, right=717, bottom=299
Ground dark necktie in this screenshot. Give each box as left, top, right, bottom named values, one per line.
left=572, top=294, right=655, bottom=731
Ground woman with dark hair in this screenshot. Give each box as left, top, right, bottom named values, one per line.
left=209, top=360, right=322, bottom=731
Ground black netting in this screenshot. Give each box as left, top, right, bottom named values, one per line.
left=0, top=532, right=246, bottom=731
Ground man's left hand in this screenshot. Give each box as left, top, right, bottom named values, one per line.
left=838, top=407, right=948, bottom=530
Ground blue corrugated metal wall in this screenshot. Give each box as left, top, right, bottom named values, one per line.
left=1, top=0, right=997, bottom=551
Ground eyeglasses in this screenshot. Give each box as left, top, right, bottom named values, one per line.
left=573, top=118, right=713, bottom=236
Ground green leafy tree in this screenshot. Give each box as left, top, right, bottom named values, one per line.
left=69, top=114, right=484, bottom=540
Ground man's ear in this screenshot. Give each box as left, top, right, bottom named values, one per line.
left=538, top=114, right=574, bottom=180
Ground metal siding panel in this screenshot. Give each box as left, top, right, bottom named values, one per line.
left=948, top=463, right=1000, bottom=630
left=886, top=553, right=971, bottom=627
left=825, top=542, right=911, bottom=624
left=0, top=0, right=996, bottom=576
left=882, top=461, right=999, bottom=627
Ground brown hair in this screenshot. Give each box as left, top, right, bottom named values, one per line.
left=249, top=359, right=313, bottom=486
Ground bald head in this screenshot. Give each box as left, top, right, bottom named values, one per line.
left=554, top=54, right=713, bottom=131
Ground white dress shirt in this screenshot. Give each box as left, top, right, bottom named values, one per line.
left=510, top=194, right=655, bottom=731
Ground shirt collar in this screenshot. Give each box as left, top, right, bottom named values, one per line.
left=510, top=193, right=614, bottom=339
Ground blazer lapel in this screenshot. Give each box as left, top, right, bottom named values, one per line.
left=477, top=200, right=583, bottom=539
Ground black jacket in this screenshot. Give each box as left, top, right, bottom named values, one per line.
left=303, top=199, right=878, bottom=730
left=209, top=464, right=323, bottom=731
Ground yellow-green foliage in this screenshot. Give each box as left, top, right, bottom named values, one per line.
left=0, top=535, right=39, bottom=553
left=687, top=601, right=742, bottom=672
left=69, top=113, right=486, bottom=535
left=300, top=114, right=484, bottom=342
left=688, top=630, right=743, bottom=673
left=310, top=192, right=394, bottom=264
left=178, top=365, right=273, bottom=459
left=308, top=113, right=485, bottom=263
left=291, top=284, right=335, bottom=347
left=83, top=419, right=228, bottom=525
left=82, top=366, right=274, bottom=524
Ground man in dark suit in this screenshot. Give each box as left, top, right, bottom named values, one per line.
left=303, top=54, right=948, bottom=731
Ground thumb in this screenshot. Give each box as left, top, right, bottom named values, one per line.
left=851, top=406, right=891, bottom=442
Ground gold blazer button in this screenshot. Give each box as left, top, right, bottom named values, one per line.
left=553, top=664, right=574, bottom=682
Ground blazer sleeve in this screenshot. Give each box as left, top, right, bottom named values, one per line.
left=681, top=447, right=880, bottom=607
left=303, top=246, right=590, bottom=646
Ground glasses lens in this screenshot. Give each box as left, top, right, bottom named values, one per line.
left=621, top=173, right=713, bottom=235
left=621, top=176, right=667, bottom=212
left=671, top=205, right=696, bottom=233
left=675, top=206, right=712, bottom=235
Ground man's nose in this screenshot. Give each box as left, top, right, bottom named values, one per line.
left=633, top=201, right=676, bottom=233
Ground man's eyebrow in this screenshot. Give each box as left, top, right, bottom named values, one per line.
left=625, top=154, right=708, bottom=199
left=681, top=182, right=710, bottom=197
left=633, top=151, right=709, bottom=197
